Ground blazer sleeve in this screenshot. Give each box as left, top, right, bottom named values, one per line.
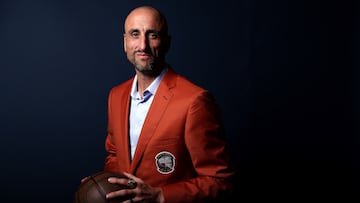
left=104, top=88, right=120, bottom=172
left=161, top=90, right=235, bottom=202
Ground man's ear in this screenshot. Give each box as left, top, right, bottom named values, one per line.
left=123, top=33, right=127, bottom=53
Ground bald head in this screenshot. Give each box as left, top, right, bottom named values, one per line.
left=124, top=6, right=168, bottom=36
left=123, top=6, right=171, bottom=75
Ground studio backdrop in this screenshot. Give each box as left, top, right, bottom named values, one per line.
left=0, top=0, right=357, bottom=202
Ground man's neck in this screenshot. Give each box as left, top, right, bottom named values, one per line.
left=135, top=63, right=166, bottom=95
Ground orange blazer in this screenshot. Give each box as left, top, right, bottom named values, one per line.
left=104, top=66, right=235, bottom=202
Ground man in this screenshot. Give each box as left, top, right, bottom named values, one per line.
left=103, top=6, right=235, bottom=203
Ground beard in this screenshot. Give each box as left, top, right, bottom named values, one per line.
left=134, top=59, right=155, bottom=72
left=131, top=51, right=163, bottom=76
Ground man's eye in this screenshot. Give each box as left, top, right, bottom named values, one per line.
left=148, top=33, right=159, bottom=39
left=130, top=32, right=139, bottom=38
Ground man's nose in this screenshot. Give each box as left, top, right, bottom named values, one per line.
left=138, top=35, right=148, bottom=51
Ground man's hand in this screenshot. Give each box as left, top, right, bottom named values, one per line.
left=106, top=172, right=165, bottom=203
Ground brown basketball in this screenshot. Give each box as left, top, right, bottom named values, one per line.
left=73, top=171, right=132, bottom=203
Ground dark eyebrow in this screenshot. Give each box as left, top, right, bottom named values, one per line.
left=126, top=28, right=161, bottom=35
left=127, top=28, right=139, bottom=34
left=146, top=29, right=159, bottom=34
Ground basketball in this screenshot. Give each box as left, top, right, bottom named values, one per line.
left=73, top=171, right=133, bottom=203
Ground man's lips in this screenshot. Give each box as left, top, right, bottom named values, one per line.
left=136, top=52, right=149, bottom=56
left=136, top=53, right=151, bottom=59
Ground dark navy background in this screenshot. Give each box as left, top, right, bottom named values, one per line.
left=0, top=0, right=358, bottom=202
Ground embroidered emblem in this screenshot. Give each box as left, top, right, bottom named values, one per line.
left=155, top=151, right=175, bottom=174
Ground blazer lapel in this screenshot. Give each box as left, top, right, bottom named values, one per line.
left=122, top=91, right=132, bottom=172
left=130, top=68, right=177, bottom=172
left=113, top=79, right=133, bottom=172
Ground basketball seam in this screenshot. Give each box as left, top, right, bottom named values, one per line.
left=91, top=176, right=110, bottom=203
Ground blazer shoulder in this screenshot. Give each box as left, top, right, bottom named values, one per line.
left=164, top=68, right=206, bottom=94
left=109, top=78, right=133, bottom=94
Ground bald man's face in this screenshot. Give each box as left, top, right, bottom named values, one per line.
left=123, top=8, right=169, bottom=73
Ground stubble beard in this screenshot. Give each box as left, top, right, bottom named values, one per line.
left=130, top=51, right=163, bottom=76
left=134, top=59, right=155, bottom=73
left=132, top=53, right=161, bottom=76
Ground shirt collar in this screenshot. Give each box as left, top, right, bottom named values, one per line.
left=130, top=67, right=168, bottom=99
